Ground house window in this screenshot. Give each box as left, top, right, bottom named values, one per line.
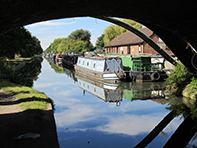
left=139, top=45, right=141, bottom=52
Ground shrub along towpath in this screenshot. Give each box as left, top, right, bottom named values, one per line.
left=0, top=79, right=59, bottom=148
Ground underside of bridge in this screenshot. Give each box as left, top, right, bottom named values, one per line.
left=0, top=0, right=197, bottom=73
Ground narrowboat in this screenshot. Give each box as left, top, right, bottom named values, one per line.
left=62, top=54, right=80, bottom=68
left=74, top=56, right=125, bottom=83
left=101, top=54, right=168, bottom=82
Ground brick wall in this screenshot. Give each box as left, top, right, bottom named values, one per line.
left=105, top=34, right=174, bottom=56
left=143, top=34, right=174, bottom=55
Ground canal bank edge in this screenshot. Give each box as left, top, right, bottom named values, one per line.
left=164, top=63, right=197, bottom=100
left=183, top=83, right=197, bottom=100
left=0, top=79, right=59, bottom=148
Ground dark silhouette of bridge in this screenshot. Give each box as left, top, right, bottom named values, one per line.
left=0, top=0, right=197, bottom=74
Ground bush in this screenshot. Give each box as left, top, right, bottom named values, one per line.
left=164, top=63, right=193, bottom=96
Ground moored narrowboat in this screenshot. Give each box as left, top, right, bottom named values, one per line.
left=101, top=54, right=168, bottom=82
left=128, top=54, right=167, bottom=82
left=74, top=56, right=125, bottom=83
left=62, top=54, right=80, bottom=68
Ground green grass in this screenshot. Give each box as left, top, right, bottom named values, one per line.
left=163, top=62, right=193, bottom=96
left=0, top=79, right=54, bottom=111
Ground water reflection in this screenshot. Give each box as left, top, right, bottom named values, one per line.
left=14, top=57, right=43, bottom=87
left=33, top=58, right=197, bottom=148
left=76, top=74, right=167, bottom=107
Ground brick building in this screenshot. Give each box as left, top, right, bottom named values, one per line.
left=104, top=27, right=174, bottom=56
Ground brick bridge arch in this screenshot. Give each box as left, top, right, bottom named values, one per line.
left=0, top=0, right=197, bottom=73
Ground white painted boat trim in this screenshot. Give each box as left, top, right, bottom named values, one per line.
left=103, top=85, right=117, bottom=90
left=103, top=73, right=118, bottom=78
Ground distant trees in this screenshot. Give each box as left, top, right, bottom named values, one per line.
left=0, top=27, right=43, bottom=59
left=103, top=19, right=142, bottom=44
left=45, top=19, right=142, bottom=53
left=95, top=34, right=104, bottom=49
left=68, top=29, right=91, bottom=42
left=45, top=38, right=62, bottom=54
left=45, top=29, right=94, bottom=54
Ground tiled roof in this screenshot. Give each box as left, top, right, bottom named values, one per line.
left=105, top=27, right=154, bottom=47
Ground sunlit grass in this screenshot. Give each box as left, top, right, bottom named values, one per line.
left=0, top=79, right=54, bottom=111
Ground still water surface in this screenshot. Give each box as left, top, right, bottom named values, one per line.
left=33, top=58, right=184, bottom=147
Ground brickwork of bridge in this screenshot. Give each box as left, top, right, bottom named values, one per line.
left=0, top=0, right=196, bottom=73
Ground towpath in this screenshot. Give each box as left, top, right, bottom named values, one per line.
left=0, top=90, right=59, bottom=148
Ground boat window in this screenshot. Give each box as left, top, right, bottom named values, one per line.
left=79, top=60, right=81, bottom=64
left=87, top=62, right=89, bottom=66
left=94, top=88, right=96, bottom=92
left=93, top=63, right=96, bottom=68
left=83, top=61, right=84, bottom=65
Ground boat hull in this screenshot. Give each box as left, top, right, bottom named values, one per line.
left=75, top=56, right=124, bottom=83
left=62, top=55, right=80, bottom=68
left=129, top=71, right=168, bottom=82
left=75, top=65, right=120, bottom=83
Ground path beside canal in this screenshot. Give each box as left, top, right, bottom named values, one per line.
left=0, top=88, right=59, bottom=148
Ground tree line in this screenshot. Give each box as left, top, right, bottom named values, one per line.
left=45, top=19, right=142, bottom=54
left=44, top=29, right=94, bottom=54
left=0, top=27, right=43, bottom=59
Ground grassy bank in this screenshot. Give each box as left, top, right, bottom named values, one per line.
left=164, top=62, right=197, bottom=99
left=0, top=79, right=54, bottom=112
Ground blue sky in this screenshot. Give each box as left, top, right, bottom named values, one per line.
left=25, top=17, right=112, bottom=50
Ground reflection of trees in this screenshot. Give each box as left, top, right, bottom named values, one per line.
left=166, top=97, right=197, bottom=119
left=45, top=58, right=64, bottom=74
left=13, top=57, right=43, bottom=87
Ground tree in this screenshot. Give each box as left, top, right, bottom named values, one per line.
left=0, top=27, right=43, bottom=58
left=103, top=19, right=142, bottom=44
left=45, top=29, right=94, bottom=54
left=57, top=38, right=68, bottom=53
left=45, top=38, right=62, bottom=53
left=66, top=39, right=94, bottom=54
left=96, top=34, right=105, bottom=49
left=68, top=29, right=91, bottom=42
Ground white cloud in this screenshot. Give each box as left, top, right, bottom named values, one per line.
left=55, top=104, right=95, bottom=127
left=95, top=114, right=181, bottom=136
left=27, top=20, right=76, bottom=27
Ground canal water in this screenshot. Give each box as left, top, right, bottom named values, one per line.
left=31, top=58, right=194, bottom=147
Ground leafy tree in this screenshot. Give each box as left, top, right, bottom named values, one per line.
left=96, top=34, right=105, bottom=49
left=103, top=19, right=142, bottom=44
left=66, top=39, right=94, bottom=54
left=57, top=38, right=68, bottom=53
left=45, top=29, right=94, bottom=54
left=45, top=38, right=62, bottom=53
left=0, top=27, right=43, bottom=58
left=68, top=29, right=91, bottom=42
